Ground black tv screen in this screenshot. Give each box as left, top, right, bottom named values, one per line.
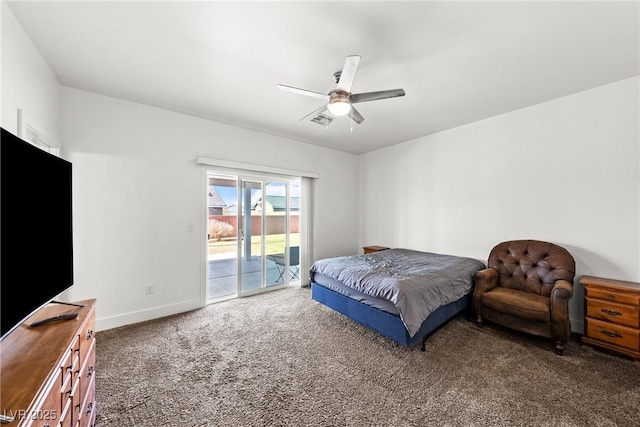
left=1, top=127, right=74, bottom=340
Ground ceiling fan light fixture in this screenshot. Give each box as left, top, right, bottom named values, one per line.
left=328, top=91, right=351, bottom=116
left=327, top=100, right=351, bottom=116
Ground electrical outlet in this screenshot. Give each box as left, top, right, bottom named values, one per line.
left=144, top=284, right=154, bottom=295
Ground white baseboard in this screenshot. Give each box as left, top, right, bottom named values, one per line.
left=96, top=298, right=203, bottom=332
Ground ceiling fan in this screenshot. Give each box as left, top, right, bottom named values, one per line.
left=277, top=55, right=405, bottom=126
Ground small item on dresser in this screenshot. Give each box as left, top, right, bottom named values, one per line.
left=30, top=312, right=78, bottom=327
left=580, top=275, right=640, bottom=364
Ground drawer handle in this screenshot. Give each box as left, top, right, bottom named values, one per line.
left=601, top=308, right=622, bottom=316
left=87, top=366, right=94, bottom=377
left=86, top=402, right=94, bottom=415
left=600, top=329, right=623, bottom=338
left=607, top=294, right=616, bottom=300
left=86, top=329, right=93, bottom=340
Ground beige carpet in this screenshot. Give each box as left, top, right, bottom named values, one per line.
left=96, top=287, right=640, bottom=426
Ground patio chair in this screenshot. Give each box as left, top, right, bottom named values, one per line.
left=268, top=246, right=300, bottom=282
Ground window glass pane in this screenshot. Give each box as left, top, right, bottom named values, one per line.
left=207, top=176, right=238, bottom=300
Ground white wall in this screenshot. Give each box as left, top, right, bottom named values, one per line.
left=1, top=0, right=358, bottom=332
left=59, top=87, right=359, bottom=331
left=1, top=1, right=59, bottom=139
left=359, top=76, right=640, bottom=333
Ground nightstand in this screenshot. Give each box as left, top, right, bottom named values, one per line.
left=580, top=275, right=640, bottom=364
left=363, top=245, right=390, bottom=254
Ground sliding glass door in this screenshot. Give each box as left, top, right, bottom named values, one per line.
left=207, top=172, right=300, bottom=302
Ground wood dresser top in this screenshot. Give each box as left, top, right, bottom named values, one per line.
left=579, top=275, right=640, bottom=293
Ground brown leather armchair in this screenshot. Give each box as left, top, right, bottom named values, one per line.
left=473, top=240, right=576, bottom=355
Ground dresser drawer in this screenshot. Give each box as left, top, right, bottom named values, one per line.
left=78, top=379, right=96, bottom=427
left=586, top=318, right=640, bottom=351
left=79, top=312, right=96, bottom=367
left=586, top=297, right=640, bottom=328
left=25, top=369, right=62, bottom=427
left=587, top=287, right=640, bottom=305
left=78, top=340, right=96, bottom=413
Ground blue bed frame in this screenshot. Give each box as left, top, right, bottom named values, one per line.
left=311, top=282, right=472, bottom=350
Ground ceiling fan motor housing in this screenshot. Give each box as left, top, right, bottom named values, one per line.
left=329, top=90, right=350, bottom=104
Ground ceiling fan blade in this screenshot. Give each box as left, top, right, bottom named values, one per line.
left=336, top=55, right=361, bottom=93
left=348, top=106, right=365, bottom=124
left=351, top=88, right=406, bottom=104
left=277, top=84, right=328, bottom=100
left=299, top=104, right=329, bottom=122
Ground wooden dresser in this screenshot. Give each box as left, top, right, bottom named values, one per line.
left=363, top=245, right=390, bottom=254
left=580, top=276, right=640, bottom=364
left=0, top=299, right=97, bottom=426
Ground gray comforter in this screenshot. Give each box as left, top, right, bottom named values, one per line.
left=309, top=248, right=485, bottom=337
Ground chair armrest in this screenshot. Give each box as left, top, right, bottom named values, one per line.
left=474, top=268, right=499, bottom=294
left=550, top=279, right=573, bottom=303
left=550, top=279, right=574, bottom=341
left=472, top=268, right=499, bottom=316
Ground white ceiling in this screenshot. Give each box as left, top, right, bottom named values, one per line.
left=7, top=1, right=639, bottom=155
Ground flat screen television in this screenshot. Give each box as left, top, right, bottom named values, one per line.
left=1, top=127, right=74, bottom=340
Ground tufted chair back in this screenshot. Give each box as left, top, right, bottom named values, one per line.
left=488, top=240, right=575, bottom=297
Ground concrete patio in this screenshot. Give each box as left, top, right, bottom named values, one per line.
left=207, top=256, right=299, bottom=300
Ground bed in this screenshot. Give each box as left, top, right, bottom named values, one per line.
left=309, top=248, right=485, bottom=350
